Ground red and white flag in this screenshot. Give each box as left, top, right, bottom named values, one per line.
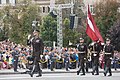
left=86, top=5, right=104, bottom=42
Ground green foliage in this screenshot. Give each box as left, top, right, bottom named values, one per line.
left=56, top=0, right=86, bottom=46
left=0, top=1, right=40, bottom=44
left=63, top=18, right=80, bottom=47
left=109, top=20, right=120, bottom=51
left=95, top=0, right=120, bottom=39
left=41, top=15, right=57, bottom=47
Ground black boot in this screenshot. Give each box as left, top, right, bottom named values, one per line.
left=92, top=72, right=94, bottom=75
left=104, top=67, right=109, bottom=76
left=108, top=74, right=112, bottom=76
left=104, top=72, right=106, bottom=76
left=81, top=68, right=85, bottom=76
left=81, top=73, right=85, bottom=76
left=92, top=66, right=96, bottom=75
left=36, top=70, right=42, bottom=77
left=108, top=68, right=112, bottom=76
left=36, top=74, right=42, bottom=77
left=95, top=73, right=99, bottom=75
left=29, top=65, right=35, bottom=77
left=29, top=73, right=33, bottom=77
left=77, top=71, right=80, bottom=75
left=95, top=70, right=99, bottom=75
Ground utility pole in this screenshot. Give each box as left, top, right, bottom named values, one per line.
left=57, top=2, right=74, bottom=48
left=50, top=0, right=74, bottom=48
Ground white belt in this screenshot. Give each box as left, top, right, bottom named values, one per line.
left=105, top=53, right=111, bottom=55
left=93, top=54, right=97, bottom=56
left=78, top=51, right=85, bottom=54
left=91, top=51, right=97, bottom=53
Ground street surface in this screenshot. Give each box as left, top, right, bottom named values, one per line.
left=0, top=73, right=120, bottom=80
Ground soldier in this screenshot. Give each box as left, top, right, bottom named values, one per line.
left=77, top=38, right=88, bottom=75
left=103, top=38, right=114, bottom=76
left=89, top=41, right=101, bottom=75
left=49, top=48, right=59, bottom=71
left=12, top=46, right=19, bottom=72
left=49, top=49, right=56, bottom=71
left=28, top=30, right=44, bottom=77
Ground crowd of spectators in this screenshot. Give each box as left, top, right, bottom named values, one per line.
left=0, top=40, right=30, bottom=70
left=0, top=39, right=120, bottom=70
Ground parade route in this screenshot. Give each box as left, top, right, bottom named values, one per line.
left=0, top=73, right=120, bottom=80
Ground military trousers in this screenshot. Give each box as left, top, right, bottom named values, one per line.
left=77, top=58, right=85, bottom=74
left=31, top=57, right=42, bottom=75
left=92, top=57, right=99, bottom=75
left=104, top=58, right=112, bottom=75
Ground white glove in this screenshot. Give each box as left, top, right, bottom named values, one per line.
left=28, top=34, right=31, bottom=40
left=110, top=57, right=112, bottom=60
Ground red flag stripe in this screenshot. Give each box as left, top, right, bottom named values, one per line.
left=86, top=5, right=104, bottom=42
left=86, top=19, right=98, bottom=41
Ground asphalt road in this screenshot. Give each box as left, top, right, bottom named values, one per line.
left=0, top=73, right=120, bottom=80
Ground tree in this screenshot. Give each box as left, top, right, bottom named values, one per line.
left=55, top=0, right=86, bottom=46
left=63, top=18, right=80, bottom=47
left=94, top=0, right=120, bottom=39
left=41, top=15, right=57, bottom=47
left=0, top=0, right=40, bottom=44
left=108, top=20, right=120, bottom=51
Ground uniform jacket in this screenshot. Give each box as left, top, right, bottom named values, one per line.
left=28, top=37, right=44, bottom=58
left=77, top=43, right=88, bottom=59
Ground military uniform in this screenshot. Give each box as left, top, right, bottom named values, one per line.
left=49, top=52, right=58, bottom=71
left=90, top=42, right=101, bottom=75
left=103, top=39, right=114, bottom=76
left=77, top=38, right=87, bottom=75
left=28, top=30, right=44, bottom=77
left=63, top=51, right=70, bottom=71
left=12, top=48, right=19, bottom=72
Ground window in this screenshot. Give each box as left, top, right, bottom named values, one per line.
left=43, top=7, right=45, bottom=13
left=48, top=7, right=50, bottom=12
left=6, top=0, right=9, bottom=4
left=15, top=0, right=16, bottom=4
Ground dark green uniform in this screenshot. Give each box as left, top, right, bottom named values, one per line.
left=90, top=42, right=101, bottom=75
left=77, top=43, right=87, bottom=75
left=12, top=49, right=19, bottom=72
left=103, top=44, right=114, bottom=76
left=28, top=37, right=44, bottom=77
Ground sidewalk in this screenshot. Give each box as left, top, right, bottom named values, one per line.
left=0, top=68, right=120, bottom=75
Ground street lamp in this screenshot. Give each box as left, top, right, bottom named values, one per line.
left=32, top=20, right=40, bottom=30
left=28, top=20, right=40, bottom=44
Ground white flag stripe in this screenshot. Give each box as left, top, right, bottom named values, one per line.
left=87, top=17, right=95, bottom=32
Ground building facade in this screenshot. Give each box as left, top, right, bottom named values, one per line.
left=82, top=0, right=100, bottom=14
left=32, top=0, right=52, bottom=16
left=0, top=0, right=16, bottom=6
left=31, top=0, right=100, bottom=16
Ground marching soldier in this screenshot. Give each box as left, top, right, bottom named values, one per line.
left=77, top=38, right=88, bottom=76
left=103, top=38, right=114, bottom=76
left=27, top=30, right=44, bottom=77
left=89, top=41, right=101, bottom=75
